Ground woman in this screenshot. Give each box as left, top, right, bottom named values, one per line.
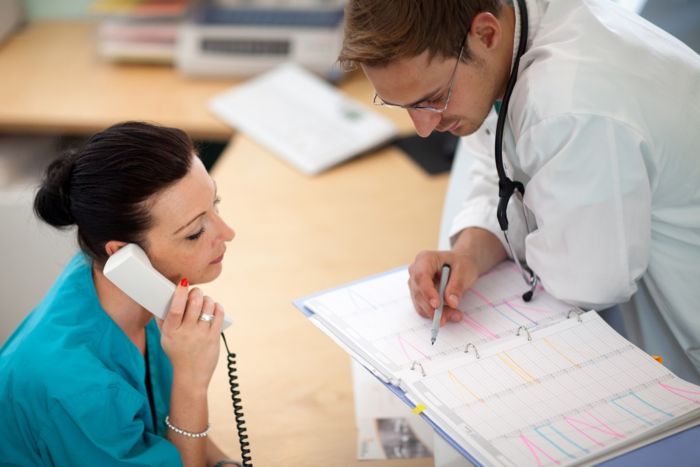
left=0, top=122, right=241, bottom=466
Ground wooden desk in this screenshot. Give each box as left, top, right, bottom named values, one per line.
left=0, top=21, right=235, bottom=140
left=206, top=137, right=448, bottom=466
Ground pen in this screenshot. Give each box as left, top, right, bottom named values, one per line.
left=430, top=264, right=452, bottom=346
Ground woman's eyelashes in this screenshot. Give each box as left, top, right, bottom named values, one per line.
left=186, top=227, right=205, bottom=241
left=186, top=198, right=220, bottom=241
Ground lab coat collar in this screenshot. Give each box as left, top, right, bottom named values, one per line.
left=511, top=0, right=544, bottom=70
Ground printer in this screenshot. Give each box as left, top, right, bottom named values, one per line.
left=176, top=0, right=345, bottom=78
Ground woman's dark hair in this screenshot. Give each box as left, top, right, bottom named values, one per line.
left=34, top=121, right=194, bottom=263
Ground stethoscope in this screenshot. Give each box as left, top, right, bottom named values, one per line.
left=494, top=0, right=540, bottom=302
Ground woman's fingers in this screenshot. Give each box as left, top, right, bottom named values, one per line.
left=163, top=278, right=189, bottom=330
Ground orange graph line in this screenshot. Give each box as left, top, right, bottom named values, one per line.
left=448, top=370, right=484, bottom=403
left=543, top=337, right=580, bottom=368
left=499, top=352, right=538, bottom=384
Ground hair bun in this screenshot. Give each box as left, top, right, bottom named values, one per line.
left=33, top=150, right=78, bottom=227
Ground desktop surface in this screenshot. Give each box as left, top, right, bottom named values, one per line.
left=0, top=21, right=236, bottom=140
left=207, top=135, right=447, bottom=466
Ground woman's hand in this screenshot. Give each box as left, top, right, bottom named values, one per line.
left=159, top=279, right=225, bottom=390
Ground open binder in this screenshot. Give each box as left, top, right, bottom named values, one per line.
left=294, top=261, right=700, bottom=466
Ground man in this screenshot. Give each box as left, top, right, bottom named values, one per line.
left=339, top=0, right=700, bottom=383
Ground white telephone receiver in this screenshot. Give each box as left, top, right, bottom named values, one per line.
left=103, top=243, right=232, bottom=329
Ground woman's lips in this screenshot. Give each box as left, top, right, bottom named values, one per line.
left=210, top=253, right=225, bottom=264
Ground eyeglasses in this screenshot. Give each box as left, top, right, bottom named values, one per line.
left=372, top=33, right=467, bottom=113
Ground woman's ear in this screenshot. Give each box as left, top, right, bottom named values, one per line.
left=104, top=241, right=128, bottom=257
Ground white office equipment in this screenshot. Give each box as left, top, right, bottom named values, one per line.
left=177, top=1, right=345, bottom=77
left=209, top=63, right=398, bottom=175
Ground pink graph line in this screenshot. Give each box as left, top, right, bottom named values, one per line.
left=564, top=413, right=625, bottom=447
left=585, top=411, right=625, bottom=439
left=459, top=314, right=499, bottom=340
left=397, top=335, right=431, bottom=361
left=503, top=299, right=552, bottom=314
left=470, top=288, right=496, bottom=307
left=659, top=382, right=700, bottom=404
left=519, top=433, right=561, bottom=466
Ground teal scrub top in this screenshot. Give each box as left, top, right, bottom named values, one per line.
left=0, top=253, right=183, bottom=466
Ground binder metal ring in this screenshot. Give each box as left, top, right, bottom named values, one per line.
left=516, top=325, right=532, bottom=341
left=464, top=343, right=481, bottom=359
left=410, top=360, right=426, bottom=377
left=567, top=309, right=583, bottom=322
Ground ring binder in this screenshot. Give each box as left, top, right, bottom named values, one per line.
left=297, top=261, right=700, bottom=466
left=567, top=309, right=583, bottom=322
left=464, top=343, right=481, bottom=359
left=516, top=325, right=532, bottom=341
left=410, top=360, right=426, bottom=377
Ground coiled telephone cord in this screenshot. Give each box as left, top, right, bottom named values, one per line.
left=221, top=333, right=252, bottom=467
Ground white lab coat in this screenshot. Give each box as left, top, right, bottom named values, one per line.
left=449, top=0, right=700, bottom=383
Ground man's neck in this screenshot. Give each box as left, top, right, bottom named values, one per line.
left=497, top=3, right=517, bottom=99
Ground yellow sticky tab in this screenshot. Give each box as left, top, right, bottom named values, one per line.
left=652, top=355, right=664, bottom=364
left=412, top=403, right=426, bottom=414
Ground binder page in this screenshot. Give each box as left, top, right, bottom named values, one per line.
left=304, top=262, right=575, bottom=386
left=400, top=312, right=700, bottom=466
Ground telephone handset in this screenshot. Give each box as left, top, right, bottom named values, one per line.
left=103, top=243, right=233, bottom=328
left=103, top=243, right=251, bottom=466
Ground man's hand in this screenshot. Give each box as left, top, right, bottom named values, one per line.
left=408, top=227, right=508, bottom=326
left=408, top=250, right=480, bottom=325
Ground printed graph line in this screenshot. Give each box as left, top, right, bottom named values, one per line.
left=453, top=345, right=642, bottom=413
left=470, top=287, right=496, bottom=308
left=498, top=351, right=538, bottom=384
left=397, top=335, right=431, bottom=361
left=630, top=392, right=674, bottom=418
left=520, top=433, right=561, bottom=466
left=503, top=299, right=556, bottom=315
left=490, top=303, right=524, bottom=326
left=659, top=382, right=700, bottom=404
left=548, top=423, right=589, bottom=454
left=448, top=370, right=484, bottom=403
left=610, top=391, right=672, bottom=427
left=347, top=289, right=377, bottom=311
left=501, top=300, right=538, bottom=325
left=459, top=314, right=500, bottom=340
left=542, top=337, right=581, bottom=368
left=533, top=425, right=577, bottom=460
left=563, top=413, right=625, bottom=448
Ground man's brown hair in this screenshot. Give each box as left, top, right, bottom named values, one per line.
left=338, top=0, right=503, bottom=69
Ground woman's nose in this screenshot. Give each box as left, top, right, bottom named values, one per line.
left=215, top=214, right=235, bottom=242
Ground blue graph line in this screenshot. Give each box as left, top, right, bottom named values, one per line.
left=490, top=303, right=523, bottom=326
left=611, top=393, right=654, bottom=427
left=534, top=425, right=575, bottom=459
left=549, top=423, right=589, bottom=454
left=501, top=300, right=538, bottom=325
left=630, top=392, right=674, bottom=418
